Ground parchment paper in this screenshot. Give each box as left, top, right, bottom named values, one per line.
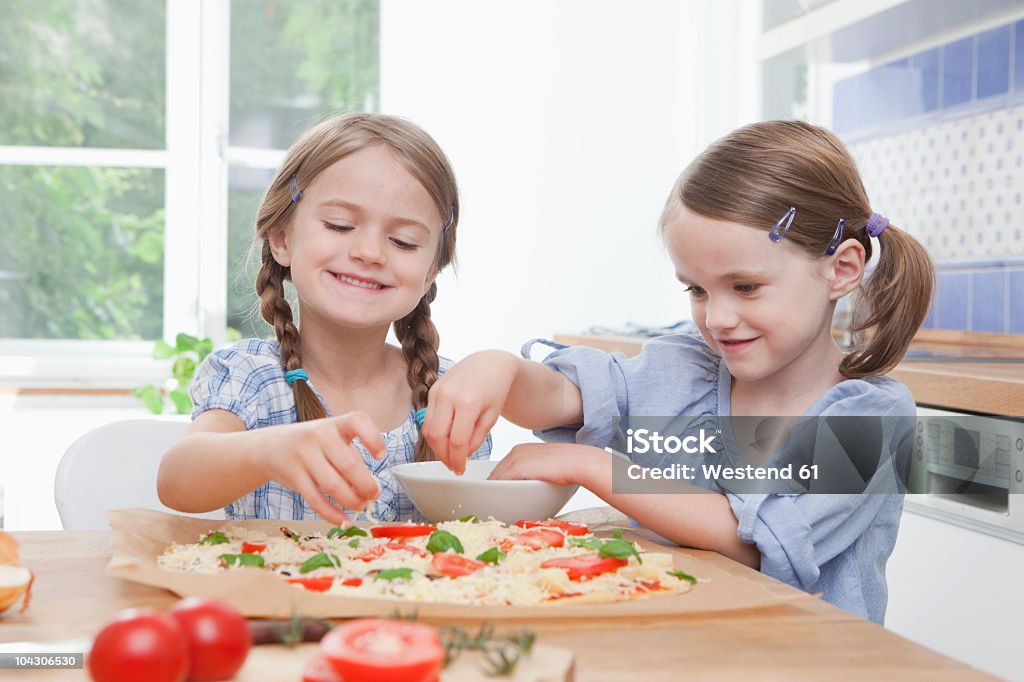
left=105, top=508, right=816, bottom=619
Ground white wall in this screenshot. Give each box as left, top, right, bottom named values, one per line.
left=380, top=0, right=705, bottom=456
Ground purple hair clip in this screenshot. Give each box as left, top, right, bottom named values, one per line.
left=825, top=218, right=845, bottom=255
left=289, top=174, right=302, bottom=203
left=442, top=204, right=455, bottom=233
left=769, top=207, right=796, bottom=242
left=865, top=212, right=889, bottom=238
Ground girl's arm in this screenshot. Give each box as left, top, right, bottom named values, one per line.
left=424, top=350, right=584, bottom=473
left=490, top=443, right=761, bottom=568
left=157, top=409, right=386, bottom=525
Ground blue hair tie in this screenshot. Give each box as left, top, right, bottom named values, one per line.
left=413, top=408, right=426, bottom=428
left=285, top=368, right=309, bottom=385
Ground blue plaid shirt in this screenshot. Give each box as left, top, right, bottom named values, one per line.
left=190, top=339, right=492, bottom=523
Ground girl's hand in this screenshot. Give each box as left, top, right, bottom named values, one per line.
left=254, top=412, right=385, bottom=525
left=423, top=350, right=519, bottom=474
left=487, top=442, right=605, bottom=487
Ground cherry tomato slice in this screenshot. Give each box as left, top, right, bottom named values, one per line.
left=241, top=542, right=266, bottom=554
left=515, top=520, right=590, bottom=536
left=540, top=553, right=628, bottom=580
left=369, top=524, right=436, bottom=539
left=431, top=552, right=485, bottom=578
left=502, top=528, right=565, bottom=551
left=320, top=618, right=444, bottom=682
left=287, top=576, right=335, bottom=592
left=303, top=652, right=344, bottom=682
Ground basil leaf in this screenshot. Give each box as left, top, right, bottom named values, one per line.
left=426, top=530, right=464, bottom=554
left=569, top=537, right=603, bottom=550
left=328, top=526, right=367, bottom=539
left=200, top=531, right=229, bottom=545
left=220, top=553, right=265, bottom=568
left=299, top=552, right=341, bottom=574
left=348, top=539, right=361, bottom=548
left=667, top=569, right=697, bottom=584
left=598, top=538, right=641, bottom=564
left=375, top=567, right=414, bottom=582
left=458, top=515, right=479, bottom=523
left=476, top=547, right=506, bottom=564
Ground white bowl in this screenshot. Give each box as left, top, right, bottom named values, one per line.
left=391, top=460, right=579, bottom=524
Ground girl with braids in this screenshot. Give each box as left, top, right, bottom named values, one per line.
left=158, top=113, right=491, bottom=525
left=422, top=120, right=934, bottom=623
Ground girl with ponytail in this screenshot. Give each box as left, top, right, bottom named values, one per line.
left=425, top=120, right=933, bottom=623
left=159, top=113, right=491, bottom=525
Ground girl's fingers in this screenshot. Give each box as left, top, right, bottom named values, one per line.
left=321, top=441, right=381, bottom=503
left=447, top=402, right=480, bottom=475
left=422, top=399, right=456, bottom=469
left=333, top=412, right=386, bottom=460
left=292, top=470, right=350, bottom=525
left=468, top=408, right=499, bottom=464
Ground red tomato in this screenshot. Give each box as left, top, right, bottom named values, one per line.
left=302, top=652, right=344, bottom=682
left=369, top=524, right=436, bottom=539
left=320, top=619, right=443, bottom=682
left=355, top=542, right=427, bottom=561
left=431, top=552, right=485, bottom=577
left=240, top=542, right=266, bottom=554
left=515, top=519, right=590, bottom=536
left=88, top=608, right=189, bottom=682
left=287, top=576, right=334, bottom=592
left=503, top=528, right=565, bottom=551
left=386, top=542, right=428, bottom=557
left=540, top=553, right=628, bottom=580
left=169, top=598, right=251, bottom=682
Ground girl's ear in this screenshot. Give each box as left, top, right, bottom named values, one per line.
left=827, top=239, right=865, bottom=301
left=267, top=224, right=292, bottom=267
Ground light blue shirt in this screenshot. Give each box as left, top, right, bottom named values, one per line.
left=190, top=338, right=492, bottom=523
left=524, top=334, right=914, bottom=624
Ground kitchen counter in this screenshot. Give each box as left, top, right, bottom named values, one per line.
left=553, top=334, right=1024, bottom=418
left=3, top=530, right=994, bottom=681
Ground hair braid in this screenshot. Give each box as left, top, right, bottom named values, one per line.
left=255, top=241, right=327, bottom=422
left=395, top=283, right=441, bottom=462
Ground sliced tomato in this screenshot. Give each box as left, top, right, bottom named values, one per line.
left=287, top=576, right=334, bottom=592
left=354, top=546, right=385, bottom=562
left=540, top=553, right=628, bottom=580
left=303, top=652, right=344, bottom=682
left=501, top=528, right=565, bottom=551
left=515, top=520, right=590, bottom=536
left=386, top=542, right=428, bottom=558
left=241, top=542, right=266, bottom=554
left=431, top=552, right=485, bottom=578
left=355, top=543, right=427, bottom=562
left=341, top=577, right=363, bottom=587
left=320, top=618, right=444, bottom=682
left=369, top=524, right=436, bottom=539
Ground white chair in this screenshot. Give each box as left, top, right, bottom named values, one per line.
left=54, top=418, right=225, bottom=530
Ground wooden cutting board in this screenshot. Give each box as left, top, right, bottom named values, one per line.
left=238, top=642, right=575, bottom=681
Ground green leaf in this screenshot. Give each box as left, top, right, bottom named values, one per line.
left=172, top=356, right=197, bottom=384
left=426, top=530, right=464, bottom=555
left=476, top=547, right=506, bottom=565
left=568, top=537, right=603, bottom=551
left=168, top=389, right=192, bottom=415
left=458, top=515, right=479, bottom=523
left=132, top=384, right=163, bottom=414
left=153, top=339, right=176, bottom=359
left=299, top=552, right=341, bottom=574
left=200, top=531, right=229, bottom=545
left=175, top=332, right=200, bottom=352
left=667, top=569, right=697, bottom=584
left=375, top=568, right=414, bottom=582
left=220, top=553, right=265, bottom=568
left=194, top=337, right=213, bottom=361
left=328, top=526, right=367, bottom=539
left=348, top=539, right=360, bottom=548
left=598, top=538, right=641, bottom=564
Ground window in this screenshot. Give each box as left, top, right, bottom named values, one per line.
left=0, top=0, right=379, bottom=366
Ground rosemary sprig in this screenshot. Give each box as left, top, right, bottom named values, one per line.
left=438, top=623, right=536, bottom=676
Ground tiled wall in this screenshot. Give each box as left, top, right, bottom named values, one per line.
left=836, top=19, right=1024, bottom=333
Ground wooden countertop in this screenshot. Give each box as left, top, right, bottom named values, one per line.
left=554, top=334, right=1024, bottom=418
left=1, top=531, right=993, bottom=681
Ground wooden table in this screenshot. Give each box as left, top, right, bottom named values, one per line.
left=0, top=531, right=994, bottom=681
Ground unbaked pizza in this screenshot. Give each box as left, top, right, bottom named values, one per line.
left=157, top=518, right=698, bottom=606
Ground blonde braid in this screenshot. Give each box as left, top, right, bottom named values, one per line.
left=255, top=241, right=327, bottom=422
left=395, top=283, right=441, bottom=462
